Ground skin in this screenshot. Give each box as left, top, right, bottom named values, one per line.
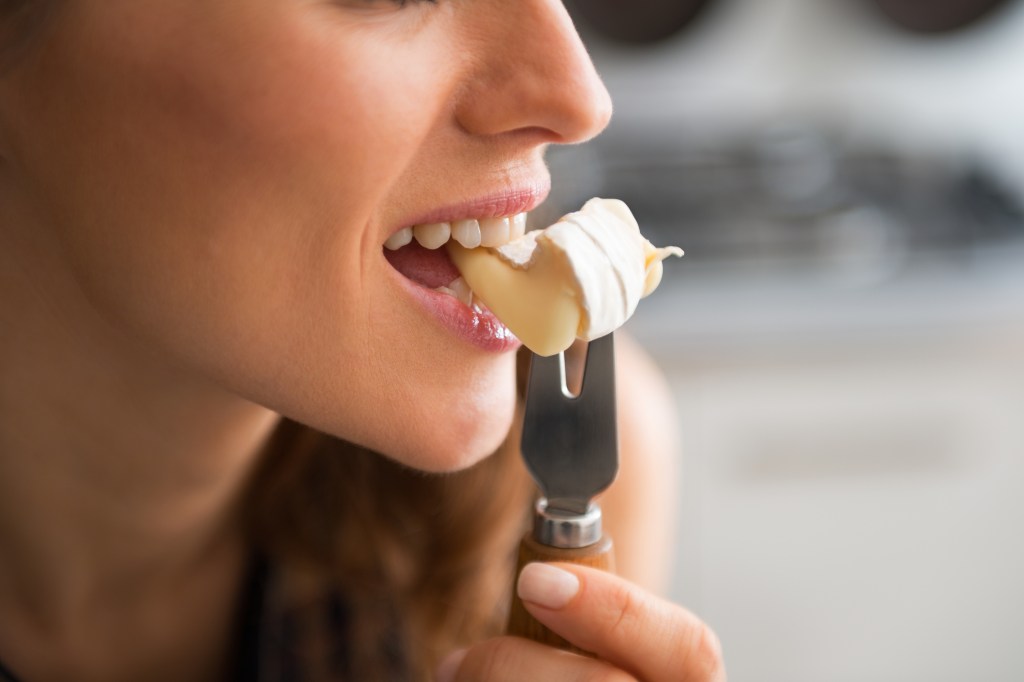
left=0, top=0, right=723, bottom=680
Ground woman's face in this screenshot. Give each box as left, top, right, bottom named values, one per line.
left=0, top=0, right=611, bottom=471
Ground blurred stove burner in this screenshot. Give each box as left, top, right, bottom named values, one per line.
left=564, top=0, right=714, bottom=44
left=869, top=0, right=1015, bottom=34
left=566, top=0, right=1018, bottom=45
left=546, top=124, right=1024, bottom=280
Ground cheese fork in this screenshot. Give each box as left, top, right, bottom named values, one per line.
left=506, top=332, right=618, bottom=653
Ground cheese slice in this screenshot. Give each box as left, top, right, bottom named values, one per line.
left=448, top=198, right=682, bottom=356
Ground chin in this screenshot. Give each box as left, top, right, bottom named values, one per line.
left=263, top=338, right=521, bottom=474
left=394, top=403, right=516, bottom=474
left=373, top=376, right=518, bottom=474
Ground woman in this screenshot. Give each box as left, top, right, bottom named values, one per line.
left=0, top=1, right=724, bottom=680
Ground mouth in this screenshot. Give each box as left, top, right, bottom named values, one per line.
left=383, top=213, right=528, bottom=304
left=383, top=211, right=531, bottom=353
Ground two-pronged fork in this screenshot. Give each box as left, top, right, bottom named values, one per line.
left=506, top=332, right=618, bottom=652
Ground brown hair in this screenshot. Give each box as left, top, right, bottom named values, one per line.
left=245, top=411, right=532, bottom=680
left=0, top=0, right=58, bottom=70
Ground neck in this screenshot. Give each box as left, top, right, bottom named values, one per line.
left=0, top=188, right=280, bottom=679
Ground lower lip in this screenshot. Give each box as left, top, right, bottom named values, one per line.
left=395, top=273, right=522, bottom=353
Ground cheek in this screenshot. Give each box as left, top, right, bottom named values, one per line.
left=17, top=4, right=438, bottom=356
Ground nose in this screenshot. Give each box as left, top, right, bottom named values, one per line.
left=454, top=0, right=613, bottom=145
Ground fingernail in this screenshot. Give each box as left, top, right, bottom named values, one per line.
left=435, top=648, right=467, bottom=682
left=517, top=562, right=580, bottom=610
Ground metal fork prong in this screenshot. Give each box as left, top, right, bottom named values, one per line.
left=525, top=349, right=569, bottom=400
left=577, top=333, right=615, bottom=401
left=520, top=332, right=619, bottom=516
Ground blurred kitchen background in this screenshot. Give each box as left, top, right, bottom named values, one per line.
left=545, top=0, right=1024, bottom=680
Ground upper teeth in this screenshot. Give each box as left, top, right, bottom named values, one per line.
left=413, top=222, right=451, bottom=250
left=385, top=213, right=528, bottom=251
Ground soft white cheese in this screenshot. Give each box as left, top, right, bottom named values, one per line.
left=448, top=198, right=682, bottom=356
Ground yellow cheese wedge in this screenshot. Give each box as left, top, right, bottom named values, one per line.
left=448, top=198, right=682, bottom=356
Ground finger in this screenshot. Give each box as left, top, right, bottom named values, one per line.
left=517, top=562, right=725, bottom=682
left=438, top=636, right=638, bottom=682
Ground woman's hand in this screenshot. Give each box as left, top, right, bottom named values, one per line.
left=436, top=562, right=725, bottom=681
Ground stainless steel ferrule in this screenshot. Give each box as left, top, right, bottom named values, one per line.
left=532, top=497, right=603, bottom=549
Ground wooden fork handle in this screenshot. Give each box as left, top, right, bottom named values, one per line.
left=506, top=532, right=615, bottom=655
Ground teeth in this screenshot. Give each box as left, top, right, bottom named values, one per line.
left=413, top=222, right=451, bottom=250
left=451, top=219, right=482, bottom=249
left=448, top=277, right=474, bottom=306
left=384, top=227, right=413, bottom=251
left=385, top=213, right=528, bottom=250
left=510, top=213, right=527, bottom=241
left=479, top=217, right=511, bottom=247
left=434, top=277, right=474, bottom=307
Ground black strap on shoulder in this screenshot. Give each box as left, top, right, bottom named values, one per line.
left=232, top=550, right=270, bottom=681
left=0, top=658, right=21, bottom=682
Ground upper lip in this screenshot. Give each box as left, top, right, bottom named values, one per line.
left=389, top=181, right=551, bottom=238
